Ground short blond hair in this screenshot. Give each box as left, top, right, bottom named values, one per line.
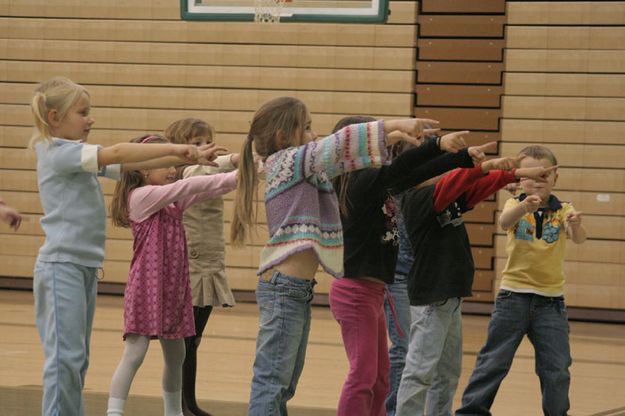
left=518, top=145, right=558, bottom=166
left=30, top=77, right=88, bottom=148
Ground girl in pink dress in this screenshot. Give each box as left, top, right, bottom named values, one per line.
left=106, top=135, right=237, bottom=416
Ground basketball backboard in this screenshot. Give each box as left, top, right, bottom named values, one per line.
left=181, top=0, right=389, bottom=23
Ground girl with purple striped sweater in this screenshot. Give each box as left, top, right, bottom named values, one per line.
left=230, top=96, right=438, bottom=416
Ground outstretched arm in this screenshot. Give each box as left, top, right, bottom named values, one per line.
left=388, top=132, right=474, bottom=195
left=304, top=118, right=441, bottom=180
left=128, top=171, right=238, bottom=223
left=461, top=156, right=557, bottom=211
left=121, top=143, right=228, bottom=172
left=98, top=142, right=201, bottom=169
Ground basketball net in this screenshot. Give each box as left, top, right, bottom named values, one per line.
left=254, top=0, right=288, bottom=23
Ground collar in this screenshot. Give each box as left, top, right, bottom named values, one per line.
left=51, top=137, right=85, bottom=145
left=518, top=193, right=562, bottom=211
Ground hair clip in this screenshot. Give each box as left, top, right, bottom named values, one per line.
left=141, top=135, right=160, bottom=144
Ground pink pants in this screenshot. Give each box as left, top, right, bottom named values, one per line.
left=329, top=277, right=390, bottom=416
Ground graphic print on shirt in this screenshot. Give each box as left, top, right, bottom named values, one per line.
left=541, top=212, right=562, bottom=243
left=381, top=196, right=399, bottom=246
left=513, top=212, right=562, bottom=244
left=436, top=201, right=464, bottom=228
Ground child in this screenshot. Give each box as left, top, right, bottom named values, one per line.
left=330, top=116, right=477, bottom=416
left=230, top=96, right=439, bottom=416
left=383, top=208, right=413, bottom=416
left=395, top=148, right=555, bottom=416
left=0, top=197, right=23, bottom=230
left=383, top=141, right=490, bottom=416
left=106, top=134, right=236, bottom=416
left=30, top=77, right=204, bottom=416
left=456, top=145, right=585, bottom=416
left=165, top=118, right=239, bottom=416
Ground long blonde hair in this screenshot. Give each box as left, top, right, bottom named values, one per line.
left=30, top=77, right=88, bottom=148
left=164, top=118, right=215, bottom=145
left=110, top=135, right=169, bottom=228
left=230, top=96, right=309, bottom=246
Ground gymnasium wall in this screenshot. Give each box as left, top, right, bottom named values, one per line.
left=496, top=1, right=625, bottom=311
left=0, top=0, right=623, bottom=313
left=0, top=0, right=419, bottom=298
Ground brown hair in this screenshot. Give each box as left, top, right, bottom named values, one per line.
left=331, top=116, right=376, bottom=217
left=164, top=118, right=215, bottom=145
left=30, top=77, right=88, bottom=148
left=110, top=134, right=169, bottom=228
left=518, top=145, right=558, bottom=166
left=230, top=96, right=309, bottom=245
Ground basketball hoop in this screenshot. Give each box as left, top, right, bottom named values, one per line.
left=254, top=0, right=289, bottom=23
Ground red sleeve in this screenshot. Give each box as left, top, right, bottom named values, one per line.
left=463, top=169, right=516, bottom=208
left=433, top=168, right=517, bottom=212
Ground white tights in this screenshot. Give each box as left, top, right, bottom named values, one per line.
left=107, top=334, right=186, bottom=416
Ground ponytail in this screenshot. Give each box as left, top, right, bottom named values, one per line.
left=229, top=96, right=309, bottom=245
left=30, top=92, right=51, bottom=148
left=230, top=136, right=258, bottom=246
left=29, top=77, right=87, bottom=148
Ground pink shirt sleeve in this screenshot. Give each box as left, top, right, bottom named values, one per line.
left=129, top=170, right=238, bottom=222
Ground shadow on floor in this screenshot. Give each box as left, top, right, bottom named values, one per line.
left=1, top=386, right=336, bottom=416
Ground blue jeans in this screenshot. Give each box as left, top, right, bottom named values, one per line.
left=248, top=271, right=316, bottom=416
left=33, top=261, right=98, bottom=416
left=384, top=273, right=411, bottom=416
left=456, top=290, right=571, bottom=416
left=396, top=297, right=462, bottom=416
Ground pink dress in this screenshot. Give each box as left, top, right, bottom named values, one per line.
left=123, top=171, right=238, bottom=339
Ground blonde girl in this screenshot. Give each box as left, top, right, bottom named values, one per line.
left=230, top=96, right=438, bottom=415
left=106, top=135, right=236, bottom=416
left=31, top=77, right=203, bottom=416
left=165, top=118, right=239, bottom=416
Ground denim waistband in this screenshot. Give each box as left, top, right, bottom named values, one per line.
left=261, top=270, right=317, bottom=289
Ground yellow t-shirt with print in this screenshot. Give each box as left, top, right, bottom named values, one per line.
left=500, top=196, right=575, bottom=297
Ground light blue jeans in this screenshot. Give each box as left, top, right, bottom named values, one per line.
left=456, top=290, right=571, bottom=416
left=33, top=261, right=98, bottom=416
left=384, top=273, right=411, bottom=416
left=248, top=271, right=315, bottom=416
left=396, top=297, right=463, bottom=416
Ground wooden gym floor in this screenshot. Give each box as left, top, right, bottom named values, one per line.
left=0, top=289, right=624, bottom=416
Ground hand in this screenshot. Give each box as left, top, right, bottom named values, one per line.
left=503, top=182, right=519, bottom=196
left=386, top=118, right=440, bottom=140
left=516, top=165, right=558, bottom=183
left=566, top=210, right=583, bottom=227
left=230, top=153, right=241, bottom=168
left=522, top=195, right=542, bottom=214
left=0, top=202, right=24, bottom=231
left=439, top=130, right=469, bottom=154
left=481, top=156, right=517, bottom=172
left=386, top=130, right=423, bottom=148
left=468, top=141, right=498, bottom=166
left=255, top=154, right=266, bottom=179
left=197, top=142, right=229, bottom=166
left=172, top=144, right=201, bottom=163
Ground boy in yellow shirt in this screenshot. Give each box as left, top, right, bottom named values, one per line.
left=456, top=145, right=586, bottom=416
